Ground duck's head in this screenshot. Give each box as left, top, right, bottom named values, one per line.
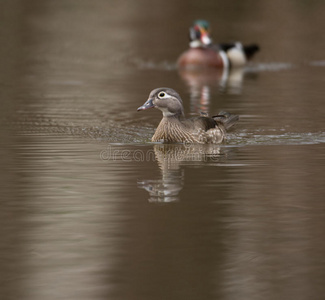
left=137, top=88, right=184, bottom=117
left=189, top=19, right=212, bottom=48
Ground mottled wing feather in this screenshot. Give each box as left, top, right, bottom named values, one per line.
left=184, top=116, right=217, bottom=131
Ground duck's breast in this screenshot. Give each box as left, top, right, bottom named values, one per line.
left=177, top=48, right=224, bottom=68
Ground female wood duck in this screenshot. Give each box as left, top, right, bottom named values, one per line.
left=137, top=87, right=239, bottom=144
left=177, top=20, right=260, bottom=69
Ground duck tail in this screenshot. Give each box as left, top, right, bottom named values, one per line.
left=243, top=44, right=260, bottom=59
left=212, top=111, right=239, bottom=130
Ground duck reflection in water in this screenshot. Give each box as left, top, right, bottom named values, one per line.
left=179, top=67, right=249, bottom=114
left=138, top=144, right=232, bottom=203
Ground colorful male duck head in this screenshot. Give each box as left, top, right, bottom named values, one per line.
left=189, top=20, right=212, bottom=47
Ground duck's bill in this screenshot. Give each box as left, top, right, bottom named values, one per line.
left=137, top=98, right=155, bottom=111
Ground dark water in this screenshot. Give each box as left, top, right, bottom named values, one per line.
left=1, top=1, right=325, bottom=299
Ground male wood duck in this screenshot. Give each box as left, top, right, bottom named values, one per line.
left=137, top=87, right=239, bottom=144
left=177, top=20, right=260, bottom=69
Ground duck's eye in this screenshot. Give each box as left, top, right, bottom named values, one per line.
left=158, top=92, right=166, bottom=99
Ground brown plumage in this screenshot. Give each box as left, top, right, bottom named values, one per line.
left=137, top=88, right=239, bottom=144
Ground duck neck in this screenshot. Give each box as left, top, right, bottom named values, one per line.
left=162, top=112, right=184, bottom=121
left=190, top=40, right=206, bottom=48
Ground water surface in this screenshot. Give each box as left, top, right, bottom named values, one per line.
left=1, top=1, right=325, bottom=300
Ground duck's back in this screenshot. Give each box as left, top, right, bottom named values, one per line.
left=183, top=116, right=217, bottom=131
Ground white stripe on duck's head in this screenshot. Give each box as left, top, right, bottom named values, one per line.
left=137, top=88, right=185, bottom=117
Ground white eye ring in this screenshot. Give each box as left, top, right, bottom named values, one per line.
left=158, top=92, right=168, bottom=99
